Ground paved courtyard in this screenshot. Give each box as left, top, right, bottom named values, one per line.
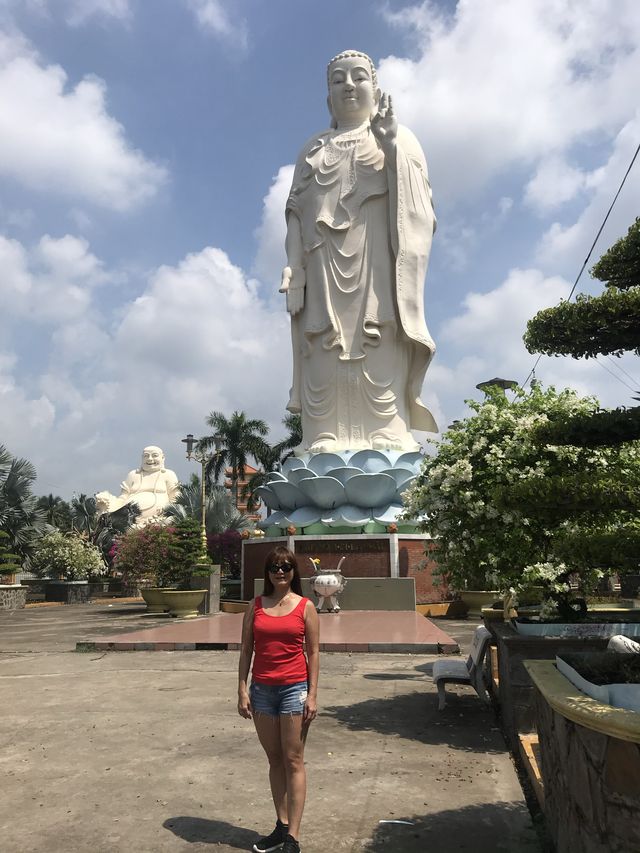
left=0, top=605, right=543, bottom=853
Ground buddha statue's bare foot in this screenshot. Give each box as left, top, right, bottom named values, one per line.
left=308, top=437, right=338, bottom=454
left=371, top=433, right=420, bottom=451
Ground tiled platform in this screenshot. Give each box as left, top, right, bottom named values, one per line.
left=79, top=610, right=459, bottom=654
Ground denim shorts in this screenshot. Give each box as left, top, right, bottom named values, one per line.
left=250, top=681, right=308, bottom=716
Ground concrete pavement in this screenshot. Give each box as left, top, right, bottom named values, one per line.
left=0, top=605, right=543, bottom=853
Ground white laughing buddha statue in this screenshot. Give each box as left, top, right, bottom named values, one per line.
left=95, top=446, right=180, bottom=528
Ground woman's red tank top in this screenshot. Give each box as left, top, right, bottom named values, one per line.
left=252, top=596, right=309, bottom=685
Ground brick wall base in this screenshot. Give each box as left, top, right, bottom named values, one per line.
left=242, top=534, right=446, bottom=604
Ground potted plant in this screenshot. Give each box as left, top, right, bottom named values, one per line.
left=114, top=520, right=209, bottom=616
left=113, top=523, right=179, bottom=611
left=31, top=531, right=105, bottom=603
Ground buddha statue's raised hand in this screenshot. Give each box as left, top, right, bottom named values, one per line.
left=371, top=92, right=397, bottom=151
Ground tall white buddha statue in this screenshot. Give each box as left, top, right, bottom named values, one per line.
left=96, top=446, right=180, bottom=527
left=280, top=50, right=438, bottom=454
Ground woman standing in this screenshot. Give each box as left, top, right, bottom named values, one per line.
left=238, top=546, right=320, bottom=853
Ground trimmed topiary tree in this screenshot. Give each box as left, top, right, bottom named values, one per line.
left=521, top=218, right=640, bottom=612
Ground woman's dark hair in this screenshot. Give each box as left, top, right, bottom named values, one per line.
left=263, top=546, right=303, bottom=596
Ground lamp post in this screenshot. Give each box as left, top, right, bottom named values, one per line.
left=181, top=432, right=223, bottom=564
left=475, top=377, right=518, bottom=396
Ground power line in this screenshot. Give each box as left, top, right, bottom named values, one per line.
left=522, top=140, right=640, bottom=390
left=593, top=356, right=638, bottom=394
left=604, top=354, right=640, bottom=390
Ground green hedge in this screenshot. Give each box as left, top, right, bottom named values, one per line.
left=524, top=287, right=640, bottom=358
left=534, top=407, right=640, bottom=447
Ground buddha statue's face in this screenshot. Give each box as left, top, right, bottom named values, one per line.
left=328, top=55, right=379, bottom=125
left=141, top=446, right=164, bottom=472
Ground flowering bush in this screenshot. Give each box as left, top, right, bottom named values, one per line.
left=207, top=529, right=242, bottom=577
left=113, top=523, right=187, bottom=588
left=402, top=385, right=635, bottom=612
left=31, top=531, right=105, bottom=580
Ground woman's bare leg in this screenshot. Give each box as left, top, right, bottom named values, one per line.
left=280, top=715, right=309, bottom=839
left=253, top=713, right=288, bottom=824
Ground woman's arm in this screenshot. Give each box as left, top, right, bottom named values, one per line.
left=237, top=600, right=255, bottom=719
left=303, top=600, right=320, bottom=724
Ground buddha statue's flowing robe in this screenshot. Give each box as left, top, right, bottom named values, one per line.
left=285, top=123, right=437, bottom=452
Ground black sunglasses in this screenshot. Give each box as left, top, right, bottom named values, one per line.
left=269, top=563, right=293, bottom=573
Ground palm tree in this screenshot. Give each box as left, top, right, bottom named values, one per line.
left=70, top=493, right=99, bottom=534
left=243, top=413, right=303, bottom=511
left=36, top=494, right=73, bottom=530
left=200, top=410, right=269, bottom=508
left=0, top=444, right=48, bottom=563
left=165, top=475, right=252, bottom=534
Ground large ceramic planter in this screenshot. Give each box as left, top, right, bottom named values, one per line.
left=161, top=589, right=207, bottom=618
left=459, top=590, right=501, bottom=617
left=141, top=587, right=174, bottom=613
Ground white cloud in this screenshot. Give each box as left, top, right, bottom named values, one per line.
left=185, top=0, right=248, bottom=49
left=432, top=266, right=639, bottom=431
left=0, top=34, right=166, bottom=210
left=442, top=267, right=570, bottom=369
left=0, top=233, right=293, bottom=496
left=0, top=233, right=108, bottom=323
left=525, top=156, right=587, bottom=212
left=535, top=113, right=640, bottom=276
left=379, top=0, right=640, bottom=204
left=0, top=0, right=131, bottom=27
left=64, top=0, right=131, bottom=26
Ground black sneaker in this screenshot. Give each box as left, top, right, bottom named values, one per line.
left=252, top=820, right=289, bottom=852
left=281, top=835, right=301, bottom=853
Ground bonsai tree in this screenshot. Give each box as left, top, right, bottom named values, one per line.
left=31, top=531, right=106, bottom=580
left=0, top=530, right=22, bottom=581
left=522, top=218, right=640, bottom=616
left=402, top=385, right=630, bottom=610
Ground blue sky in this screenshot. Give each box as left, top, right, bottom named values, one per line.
left=1, top=0, right=639, bottom=498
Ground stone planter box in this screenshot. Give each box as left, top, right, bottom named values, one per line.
left=514, top=618, right=640, bottom=637
left=526, top=660, right=640, bottom=853
left=489, top=621, right=611, bottom=751
left=87, top=580, right=110, bottom=598
left=44, top=580, right=90, bottom=604
left=556, top=655, right=640, bottom=713
left=0, top=584, right=27, bottom=610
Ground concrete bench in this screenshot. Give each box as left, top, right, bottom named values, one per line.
left=432, top=625, right=492, bottom=710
